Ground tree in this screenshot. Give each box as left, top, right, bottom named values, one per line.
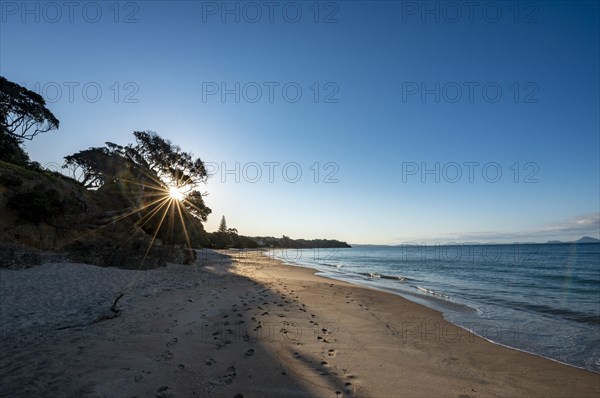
left=0, top=76, right=59, bottom=141
left=63, top=131, right=212, bottom=231
left=185, top=190, right=211, bottom=222
left=63, top=147, right=127, bottom=188
left=0, top=76, right=59, bottom=165
left=218, top=216, right=227, bottom=233
left=124, top=131, right=208, bottom=190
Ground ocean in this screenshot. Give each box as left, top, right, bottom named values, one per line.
left=269, top=243, right=600, bottom=372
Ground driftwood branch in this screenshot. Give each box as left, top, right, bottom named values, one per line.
left=56, top=293, right=124, bottom=330
left=110, top=293, right=124, bottom=314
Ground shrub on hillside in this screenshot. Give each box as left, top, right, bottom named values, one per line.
left=7, top=184, right=66, bottom=224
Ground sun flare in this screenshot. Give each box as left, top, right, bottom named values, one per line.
left=168, top=185, right=185, bottom=201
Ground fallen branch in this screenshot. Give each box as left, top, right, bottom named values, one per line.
left=57, top=293, right=124, bottom=330
left=90, top=292, right=124, bottom=324
left=110, top=293, right=124, bottom=314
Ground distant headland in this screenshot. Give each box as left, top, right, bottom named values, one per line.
left=548, top=237, right=600, bottom=244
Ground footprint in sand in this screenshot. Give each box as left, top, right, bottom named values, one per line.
left=244, top=348, right=255, bottom=358
left=218, top=365, right=237, bottom=385
left=327, top=349, right=336, bottom=357
left=292, top=352, right=302, bottom=359
left=156, top=350, right=173, bottom=361
left=205, top=357, right=216, bottom=366
left=344, top=381, right=356, bottom=396
left=166, top=337, right=178, bottom=347
left=156, top=385, right=173, bottom=398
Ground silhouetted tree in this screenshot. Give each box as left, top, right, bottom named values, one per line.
left=63, top=131, right=211, bottom=243
left=0, top=76, right=59, bottom=141
left=63, top=147, right=126, bottom=188
left=0, top=76, right=59, bottom=165
left=124, top=131, right=208, bottom=189
left=185, top=190, right=211, bottom=222
left=218, top=216, right=227, bottom=233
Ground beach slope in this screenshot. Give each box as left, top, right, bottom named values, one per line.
left=0, top=250, right=598, bottom=397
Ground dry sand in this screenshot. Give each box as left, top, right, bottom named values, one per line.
left=0, top=250, right=598, bottom=397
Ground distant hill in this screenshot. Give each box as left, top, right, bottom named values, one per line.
left=546, top=237, right=599, bottom=244
left=573, top=236, right=600, bottom=243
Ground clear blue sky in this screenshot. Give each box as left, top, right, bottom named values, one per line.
left=1, top=1, right=598, bottom=244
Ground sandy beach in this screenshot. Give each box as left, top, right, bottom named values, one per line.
left=1, top=250, right=598, bottom=398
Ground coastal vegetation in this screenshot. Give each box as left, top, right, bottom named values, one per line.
left=0, top=76, right=350, bottom=268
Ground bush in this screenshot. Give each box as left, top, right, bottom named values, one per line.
left=7, top=184, right=66, bottom=224
left=0, top=130, right=30, bottom=166
left=0, top=172, right=23, bottom=187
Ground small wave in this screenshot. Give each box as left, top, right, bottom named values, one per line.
left=319, top=262, right=343, bottom=269
left=359, top=272, right=409, bottom=281
left=380, top=274, right=409, bottom=282
left=416, top=285, right=450, bottom=299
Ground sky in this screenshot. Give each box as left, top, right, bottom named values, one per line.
left=1, top=0, right=599, bottom=244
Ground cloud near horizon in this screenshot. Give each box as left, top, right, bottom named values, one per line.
left=397, top=213, right=600, bottom=244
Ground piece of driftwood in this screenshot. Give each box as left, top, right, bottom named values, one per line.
left=57, top=293, right=124, bottom=330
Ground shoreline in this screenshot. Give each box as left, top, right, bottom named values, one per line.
left=1, top=250, right=598, bottom=397
left=234, top=251, right=599, bottom=396
left=268, top=246, right=600, bottom=374
left=306, top=269, right=599, bottom=374
left=286, top=262, right=599, bottom=375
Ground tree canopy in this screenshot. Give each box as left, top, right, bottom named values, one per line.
left=63, top=131, right=211, bottom=223
left=124, top=131, right=208, bottom=189
left=0, top=76, right=60, bottom=165
left=0, top=76, right=59, bottom=141
left=63, top=147, right=126, bottom=188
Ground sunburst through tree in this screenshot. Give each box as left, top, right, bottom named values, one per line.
left=64, top=130, right=211, bottom=267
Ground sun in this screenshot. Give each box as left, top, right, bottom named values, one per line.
left=168, top=185, right=185, bottom=201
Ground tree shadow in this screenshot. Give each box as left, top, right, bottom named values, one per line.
left=0, top=249, right=359, bottom=397
left=194, top=249, right=359, bottom=397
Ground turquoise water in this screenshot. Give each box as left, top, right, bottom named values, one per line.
left=270, top=243, right=600, bottom=372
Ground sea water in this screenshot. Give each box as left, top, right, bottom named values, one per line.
left=269, top=243, right=600, bottom=372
